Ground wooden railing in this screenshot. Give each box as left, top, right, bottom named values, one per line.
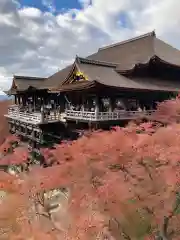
left=65, top=110, right=155, bottom=121
left=66, top=110, right=96, bottom=121
left=5, top=105, right=60, bottom=124
left=6, top=105, right=155, bottom=124
left=43, top=111, right=60, bottom=123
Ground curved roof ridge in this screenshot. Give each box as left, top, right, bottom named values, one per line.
left=154, top=55, right=180, bottom=68
left=77, top=56, right=117, bottom=67
left=116, top=55, right=154, bottom=72
left=99, top=31, right=156, bottom=51
left=14, top=75, right=46, bottom=80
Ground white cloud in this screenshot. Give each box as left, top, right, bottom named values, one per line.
left=19, top=7, right=42, bottom=18
left=0, top=91, right=6, bottom=95
left=0, top=67, right=12, bottom=91
left=0, top=0, right=180, bottom=91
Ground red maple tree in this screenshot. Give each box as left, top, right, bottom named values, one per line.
left=1, top=99, right=180, bottom=239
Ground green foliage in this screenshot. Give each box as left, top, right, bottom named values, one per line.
left=7, top=165, right=22, bottom=175
left=174, top=191, right=180, bottom=215
left=108, top=163, right=122, bottom=171
left=10, top=140, right=19, bottom=149
left=120, top=208, right=153, bottom=239
left=127, top=198, right=137, bottom=204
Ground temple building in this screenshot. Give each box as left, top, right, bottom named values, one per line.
left=5, top=31, right=180, bottom=148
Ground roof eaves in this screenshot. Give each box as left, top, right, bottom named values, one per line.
left=58, top=80, right=97, bottom=92
left=154, top=55, right=180, bottom=69
left=116, top=52, right=180, bottom=74
left=116, top=55, right=156, bottom=73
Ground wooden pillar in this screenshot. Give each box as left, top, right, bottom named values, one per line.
left=112, top=97, right=116, bottom=111
left=14, top=95, right=17, bottom=105
left=109, top=98, right=113, bottom=112
left=20, top=95, right=22, bottom=105
left=17, top=95, right=20, bottom=105
left=22, top=95, right=26, bottom=106
left=24, top=95, right=27, bottom=106
left=60, top=96, right=65, bottom=112
left=34, top=95, right=37, bottom=109
left=82, top=95, right=85, bottom=111
left=33, top=94, right=35, bottom=111
left=19, top=96, right=22, bottom=105
left=95, top=96, right=99, bottom=119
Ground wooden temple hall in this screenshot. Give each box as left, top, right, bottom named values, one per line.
left=5, top=31, right=180, bottom=147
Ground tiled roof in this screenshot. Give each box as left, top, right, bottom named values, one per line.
left=8, top=75, right=46, bottom=94
left=57, top=61, right=180, bottom=92
left=7, top=31, right=180, bottom=93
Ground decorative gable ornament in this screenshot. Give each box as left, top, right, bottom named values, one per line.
left=72, top=71, right=88, bottom=82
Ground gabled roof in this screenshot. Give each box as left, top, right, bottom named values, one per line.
left=45, top=31, right=180, bottom=89
left=7, top=31, right=180, bottom=94
left=88, top=31, right=180, bottom=71
left=7, top=75, right=46, bottom=94
left=44, top=32, right=154, bottom=88
left=56, top=58, right=180, bottom=92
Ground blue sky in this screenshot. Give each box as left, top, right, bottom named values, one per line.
left=19, top=0, right=83, bottom=13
